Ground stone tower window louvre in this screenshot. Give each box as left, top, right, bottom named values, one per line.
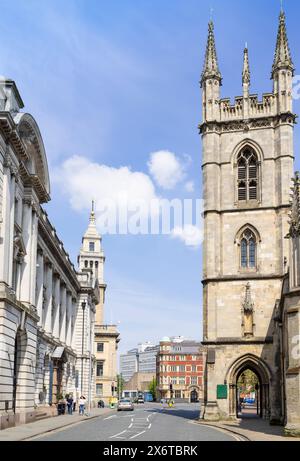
left=237, top=148, right=258, bottom=202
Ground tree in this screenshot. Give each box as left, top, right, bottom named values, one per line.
left=237, top=369, right=259, bottom=394
left=117, top=374, right=125, bottom=399
left=148, top=377, right=157, bottom=401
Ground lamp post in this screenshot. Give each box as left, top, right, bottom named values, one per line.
left=87, top=316, right=94, bottom=417
left=81, top=301, right=86, bottom=396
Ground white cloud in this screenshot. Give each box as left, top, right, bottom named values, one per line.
left=148, top=150, right=185, bottom=190
left=53, top=155, right=159, bottom=232
left=185, top=181, right=195, bottom=193
left=171, top=225, right=203, bottom=248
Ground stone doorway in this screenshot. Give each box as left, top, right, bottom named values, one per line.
left=227, top=354, right=270, bottom=420
left=236, top=369, right=261, bottom=419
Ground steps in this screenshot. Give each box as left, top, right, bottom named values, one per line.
left=34, top=406, right=57, bottom=422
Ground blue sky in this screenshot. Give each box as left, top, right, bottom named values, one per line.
left=1, top=0, right=300, bottom=355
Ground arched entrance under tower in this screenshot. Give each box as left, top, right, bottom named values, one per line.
left=226, top=354, right=271, bottom=420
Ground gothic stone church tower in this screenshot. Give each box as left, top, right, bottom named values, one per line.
left=200, top=11, right=295, bottom=424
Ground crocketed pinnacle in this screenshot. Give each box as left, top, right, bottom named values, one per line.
left=201, top=20, right=222, bottom=86
left=243, top=283, right=254, bottom=313
left=272, top=10, right=294, bottom=78
left=242, top=46, right=250, bottom=85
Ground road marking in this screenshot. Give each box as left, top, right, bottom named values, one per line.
left=130, top=431, right=146, bottom=440
left=110, top=430, right=127, bottom=439
left=148, top=424, right=152, bottom=429
left=129, top=423, right=133, bottom=428
left=104, top=415, right=116, bottom=421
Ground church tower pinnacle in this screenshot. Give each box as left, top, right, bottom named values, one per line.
left=272, top=10, right=294, bottom=78
left=201, top=20, right=222, bottom=122
left=201, top=20, right=222, bottom=86
left=242, top=45, right=250, bottom=93
left=272, top=10, right=294, bottom=113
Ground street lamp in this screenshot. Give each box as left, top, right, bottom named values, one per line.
left=81, top=301, right=86, bottom=396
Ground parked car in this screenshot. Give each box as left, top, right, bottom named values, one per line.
left=117, top=398, right=134, bottom=411
left=137, top=397, right=145, bottom=404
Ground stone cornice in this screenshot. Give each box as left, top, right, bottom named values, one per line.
left=203, top=204, right=290, bottom=216
left=0, top=282, right=39, bottom=321
left=202, top=337, right=274, bottom=345
left=0, top=112, right=28, bottom=161
left=286, top=367, right=300, bottom=375
left=202, top=274, right=284, bottom=285
left=38, top=217, right=80, bottom=293
left=202, top=155, right=294, bottom=169
left=199, top=112, right=297, bottom=135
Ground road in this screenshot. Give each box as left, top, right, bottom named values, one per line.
left=31, top=403, right=241, bottom=441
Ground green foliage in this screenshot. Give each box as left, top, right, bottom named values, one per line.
left=148, top=377, right=157, bottom=400
left=237, top=369, right=259, bottom=393
left=117, top=374, right=125, bottom=397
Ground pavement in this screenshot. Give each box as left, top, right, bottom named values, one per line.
left=196, top=405, right=300, bottom=442
left=0, top=407, right=115, bottom=442
left=0, top=402, right=298, bottom=442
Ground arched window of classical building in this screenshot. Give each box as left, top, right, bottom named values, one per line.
left=240, top=228, right=257, bottom=269
left=237, top=148, right=258, bottom=201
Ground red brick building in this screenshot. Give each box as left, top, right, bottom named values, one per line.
left=156, top=337, right=204, bottom=402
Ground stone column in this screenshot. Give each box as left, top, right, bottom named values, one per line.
left=44, top=262, right=53, bottom=335
left=20, top=198, right=33, bottom=304
left=71, top=298, right=77, bottom=349
left=66, top=292, right=72, bottom=347
left=60, top=284, right=67, bottom=344
left=8, top=174, right=16, bottom=287
left=52, top=274, right=60, bottom=340
left=30, top=210, right=38, bottom=306
left=36, top=250, right=44, bottom=326
left=0, top=166, right=14, bottom=284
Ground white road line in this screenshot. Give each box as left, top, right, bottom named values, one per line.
left=110, top=430, right=127, bottom=439
left=129, top=423, right=133, bottom=428
left=130, top=430, right=146, bottom=440
left=148, top=424, right=152, bottom=429
left=104, top=415, right=116, bottom=421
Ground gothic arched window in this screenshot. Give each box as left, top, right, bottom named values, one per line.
left=240, top=229, right=257, bottom=268
left=237, top=148, right=258, bottom=201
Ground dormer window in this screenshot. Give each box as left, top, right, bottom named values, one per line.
left=89, top=242, right=95, bottom=252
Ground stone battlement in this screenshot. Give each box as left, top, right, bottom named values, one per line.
left=219, top=93, right=275, bottom=121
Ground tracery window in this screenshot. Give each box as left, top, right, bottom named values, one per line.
left=237, top=148, right=258, bottom=201
left=240, top=229, right=257, bottom=268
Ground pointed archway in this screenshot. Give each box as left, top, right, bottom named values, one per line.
left=226, top=354, right=271, bottom=420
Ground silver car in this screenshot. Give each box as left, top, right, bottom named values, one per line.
left=117, top=398, right=134, bottom=411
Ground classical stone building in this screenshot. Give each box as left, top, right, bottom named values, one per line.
left=200, top=9, right=300, bottom=436
left=0, top=76, right=102, bottom=429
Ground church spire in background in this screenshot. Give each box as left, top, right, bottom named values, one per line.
left=272, top=9, right=294, bottom=78
left=201, top=20, right=222, bottom=87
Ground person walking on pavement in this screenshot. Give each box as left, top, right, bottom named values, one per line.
left=67, top=394, right=74, bottom=415
left=79, top=396, right=86, bottom=415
